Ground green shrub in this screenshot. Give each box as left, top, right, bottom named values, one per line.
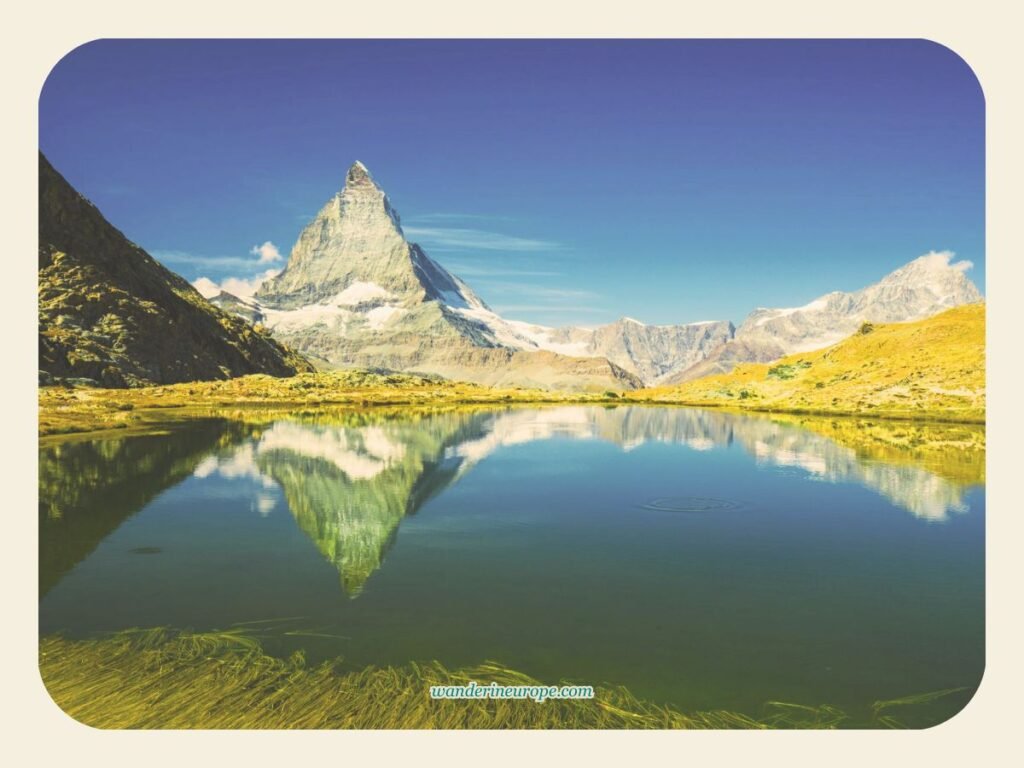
left=767, top=361, right=811, bottom=380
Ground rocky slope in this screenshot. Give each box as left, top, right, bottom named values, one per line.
left=448, top=311, right=736, bottom=385
left=38, top=153, right=313, bottom=387
left=577, top=317, right=734, bottom=383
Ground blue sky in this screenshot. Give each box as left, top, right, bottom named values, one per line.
left=40, top=39, right=984, bottom=326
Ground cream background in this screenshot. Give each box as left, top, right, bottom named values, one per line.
left=3, top=2, right=1022, bottom=765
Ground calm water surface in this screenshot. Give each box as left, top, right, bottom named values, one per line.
left=39, top=406, right=984, bottom=722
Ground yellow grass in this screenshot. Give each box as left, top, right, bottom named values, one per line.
left=631, top=304, right=985, bottom=423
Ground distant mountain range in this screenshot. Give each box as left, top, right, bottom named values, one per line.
left=38, top=156, right=983, bottom=391
left=676, top=251, right=983, bottom=383
left=38, top=153, right=312, bottom=387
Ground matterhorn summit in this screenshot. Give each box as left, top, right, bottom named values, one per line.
left=256, top=162, right=483, bottom=312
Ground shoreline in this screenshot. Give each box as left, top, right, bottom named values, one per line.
left=39, top=383, right=987, bottom=443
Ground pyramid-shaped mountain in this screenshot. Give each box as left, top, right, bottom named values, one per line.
left=250, top=162, right=646, bottom=390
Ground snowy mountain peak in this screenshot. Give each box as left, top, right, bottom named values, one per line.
left=346, top=160, right=376, bottom=188
left=248, top=157, right=486, bottom=351
left=877, top=250, right=975, bottom=288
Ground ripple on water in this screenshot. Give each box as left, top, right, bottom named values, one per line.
left=639, top=496, right=744, bottom=513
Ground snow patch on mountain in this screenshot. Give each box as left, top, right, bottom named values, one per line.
left=332, top=281, right=392, bottom=305
left=365, top=305, right=404, bottom=329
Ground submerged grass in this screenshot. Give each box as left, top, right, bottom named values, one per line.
left=39, top=629, right=967, bottom=730
left=41, top=628, right=851, bottom=730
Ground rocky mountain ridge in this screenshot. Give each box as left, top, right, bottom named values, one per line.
left=38, top=153, right=313, bottom=387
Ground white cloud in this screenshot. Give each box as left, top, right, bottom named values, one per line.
left=222, top=269, right=281, bottom=297
left=921, top=250, right=974, bottom=273
left=191, top=268, right=282, bottom=299
left=250, top=241, right=283, bottom=263
left=193, top=277, right=221, bottom=299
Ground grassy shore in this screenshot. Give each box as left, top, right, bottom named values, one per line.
left=40, top=628, right=968, bottom=729
left=38, top=370, right=615, bottom=438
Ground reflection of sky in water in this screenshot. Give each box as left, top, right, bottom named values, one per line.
left=195, top=407, right=979, bottom=523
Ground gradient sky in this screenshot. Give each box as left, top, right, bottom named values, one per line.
left=40, top=39, right=984, bottom=327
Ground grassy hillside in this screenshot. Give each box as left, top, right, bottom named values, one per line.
left=630, top=304, right=985, bottom=423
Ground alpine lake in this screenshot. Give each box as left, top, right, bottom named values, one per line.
left=39, top=405, right=985, bottom=727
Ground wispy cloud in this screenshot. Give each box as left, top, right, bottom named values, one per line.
left=404, top=212, right=513, bottom=224
left=404, top=226, right=561, bottom=253
left=444, top=263, right=562, bottom=278
left=154, top=241, right=284, bottom=271
left=152, top=250, right=262, bottom=270
left=473, top=281, right=599, bottom=301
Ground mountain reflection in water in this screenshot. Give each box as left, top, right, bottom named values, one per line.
left=39, top=406, right=984, bottom=598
